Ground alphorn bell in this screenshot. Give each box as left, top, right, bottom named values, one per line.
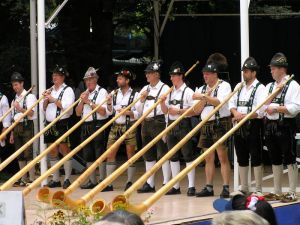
left=23, top=90, right=140, bottom=200
left=0, top=90, right=116, bottom=191
left=0, top=86, right=42, bottom=141
left=0, top=97, right=82, bottom=172
left=111, top=75, right=294, bottom=215
left=0, top=85, right=34, bottom=123
left=91, top=81, right=243, bottom=214
left=46, top=61, right=200, bottom=210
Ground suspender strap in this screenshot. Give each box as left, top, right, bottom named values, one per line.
left=125, top=89, right=136, bottom=130
left=56, top=85, right=68, bottom=117
left=153, top=84, right=165, bottom=117
left=268, top=79, right=292, bottom=120
left=13, top=94, right=28, bottom=125
left=237, top=82, right=261, bottom=113
left=91, top=86, right=101, bottom=121
left=167, top=86, right=188, bottom=123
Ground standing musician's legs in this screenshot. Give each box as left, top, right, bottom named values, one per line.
left=59, top=143, right=72, bottom=189
left=204, top=149, right=215, bottom=188
left=23, top=122, right=35, bottom=183
left=93, top=128, right=106, bottom=184
left=48, top=145, right=61, bottom=187
left=234, top=133, right=250, bottom=193
left=216, top=145, right=231, bottom=197
left=125, top=145, right=136, bottom=190
left=279, top=122, right=298, bottom=202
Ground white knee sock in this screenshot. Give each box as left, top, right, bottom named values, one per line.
left=272, top=164, right=283, bottom=194
left=146, top=161, right=156, bottom=188
left=18, top=161, right=27, bottom=181
left=106, top=162, right=117, bottom=186
left=170, top=161, right=180, bottom=189
left=162, top=160, right=171, bottom=185
left=186, top=162, right=195, bottom=188
left=87, top=162, right=97, bottom=184
left=287, top=163, right=298, bottom=193
left=253, top=165, right=262, bottom=192
left=63, top=160, right=72, bottom=181
left=127, top=165, right=136, bottom=183
left=99, top=162, right=106, bottom=181
left=50, top=160, right=60, bottom=182
left=27, top=161, right=35, bottom=182
left=239, top=166, right=249, bottom=192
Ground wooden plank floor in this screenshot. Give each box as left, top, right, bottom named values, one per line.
left=2, top=162, right=298, bottom=225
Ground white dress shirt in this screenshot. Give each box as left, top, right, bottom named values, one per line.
left=106, top=88, right=140, bottom=124
left=11, top=89, right=37, bottom=121
left=264, top=75, right=300, bottom=120
left=135, top=80, right=170, bottom=118
left=82, top=85, right=108, bottom=121
left=229, top=79, right=266, bottom=118
left=195, top=80, right=232, bottom=121
left=0, top=94, right=11, bottom=128
left=45, top=83, right=75, bottom=122
left=165, top=83, right=194, bottom=120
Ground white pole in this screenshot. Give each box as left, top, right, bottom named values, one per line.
left=30, top=0, right=39, bottom=159
left=234, top=0, right=250, bottom=192
left=37, top=0, right=47, bottom=186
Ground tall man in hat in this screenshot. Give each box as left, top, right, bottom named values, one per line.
left=43, top=66, right=75, bottom=189
left=105, top=69, right=140, bottom=191
left=229, top=57, right=265, bottom=195
left=135, top=61, right=171, bottom=193
left=0, top=89, right=11, bottom=155
left=160, top=61, right=196, bottom=196
left=263, top=53, right=300, bottom=202
left=75, top=67, right=108, bottom=189
left=9, top=72, right=37, bottom=186
left=193, top=53, right=232, bottom=198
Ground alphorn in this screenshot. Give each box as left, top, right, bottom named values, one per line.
left=0, top=90, right=116, bottom=191
left=109, top=75, right=294, bottom=215
left=89, top=81, right=243, bottom=214
left=0, top=87, right=44, bottom=141
left=0, top=97, right=82, bottom=172
left=23, top=89, right=142, bottom=198
left=0, top=86, right=34, bottom=123
left=43, top=61, right=199, bottom=209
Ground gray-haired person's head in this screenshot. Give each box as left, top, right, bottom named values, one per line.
left=212, top=210, right=270, bottom=225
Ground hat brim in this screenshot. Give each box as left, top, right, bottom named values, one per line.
left=83, top=75, right=99, bottom=80
left=213, top=198, right=233, bottom=212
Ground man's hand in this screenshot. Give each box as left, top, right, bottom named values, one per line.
left=266, top=106, right=278, bottom=115
left=13, top=101, right=22, bottom=112
left=9, top=133, right=14, bottom=144
left=233, top=111, right=245, bottom=122
left=159, top=95, right=167, bottom=102
left=168, top=107, right=179, bottom=116
left=193, top=93, right=205, bottom=100
left=106, top=94, right=112, bottom=105
left=80, top=92, right=89, bottom=104
left=140, top=90, right=149, bottom=102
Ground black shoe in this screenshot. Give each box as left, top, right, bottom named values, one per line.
left=166, top=187, right=181, bottom=195
left=196, top=187, right=214, bottom=197
left=220, top=188, right=230, bottom=198
left=48, top=180, right=62, bottom=188
left=101, top=185, right=113, bottom=192
left=187, top=187, right=196, bottom=196
left=80, top=181, right=97, bottom=189
left=124, top=182, right=133, bottom=191
left=63, top=179, right=71, bottom=189
left=137, top=182, right=155, bottom=193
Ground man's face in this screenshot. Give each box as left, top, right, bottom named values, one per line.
left=270, top=66, right=285, bottom=81
left=12, top=81, right=23, bottom=93
left=52, top=73, right=65, bottom=85
left=145, top=71, right=159, bottom=83
left=242, top=69, right=255, bottom=82
left=116, top=75, right=128, bottom=88
left=203, top=72, right=217, bottom=84
left=84, top=77, right=97, bottom=91
left=170, top=74, right=183, bottom=86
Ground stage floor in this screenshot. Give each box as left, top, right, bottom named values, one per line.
left=3, top=162, right=299, bottom=225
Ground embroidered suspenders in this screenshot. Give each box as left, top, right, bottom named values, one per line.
left=145, top=84, right=165, bottom=117
left=55, top=86, right=68, bottom=117
left=237, top=82, right=261, bottom=113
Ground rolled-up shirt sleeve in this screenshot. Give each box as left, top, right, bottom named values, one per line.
left=135, top=87, right=146, bottom=114
left=285, top=81, right=300, bottom=115
left=1, top=96, right=11, bottom=128
left=228, top=84, right=239, bottom=111
left=217, top=82, right=232, bottom=102
left=61, top=87, right=75, bottom=110
left=132, top=92, right=141, bottom=120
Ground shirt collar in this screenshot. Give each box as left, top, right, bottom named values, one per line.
left=54, top=83, right=66, bottom=91
left=17, top=89, right=26, bottom=97
left=174, top=83, right=186, bottom=92
left=248, top=79, right=259, bottom=88
left=89, top=85, right=100, bottom=94
left=150, top=80, right=163, bottom=90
